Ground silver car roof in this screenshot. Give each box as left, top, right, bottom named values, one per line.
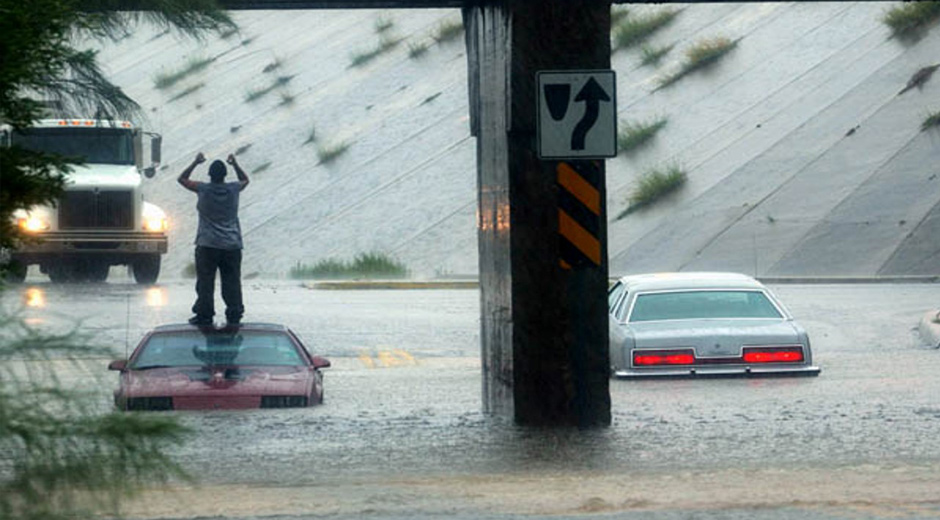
left=615, top=272, right=768, bottom=293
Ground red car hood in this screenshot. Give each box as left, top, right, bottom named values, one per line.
left=121, top=365, right=313, bottom=409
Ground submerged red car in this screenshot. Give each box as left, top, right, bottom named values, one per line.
left=108, top=322, right=331, bottom=411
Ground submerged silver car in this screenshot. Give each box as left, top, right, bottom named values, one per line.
left=608, top=272, right=821, bottom=378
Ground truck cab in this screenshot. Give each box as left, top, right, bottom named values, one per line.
left=3, top=119, right=168, bottom=284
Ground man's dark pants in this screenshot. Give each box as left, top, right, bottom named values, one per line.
left=192, top=245, right=244, bottom=323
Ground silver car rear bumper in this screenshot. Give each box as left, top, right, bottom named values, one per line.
left=613, top=365, right=821, bottom=378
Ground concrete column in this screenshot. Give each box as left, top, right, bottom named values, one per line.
left=466, top=1, right=611, bottom=427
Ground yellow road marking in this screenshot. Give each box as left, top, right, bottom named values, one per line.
left=392, top=349, right=416, bottom=364
left=357, top=351, right=375, bottom=368
left=377, top=350, right=406, bottom=367
left=359, top=349, right=418, bottom=368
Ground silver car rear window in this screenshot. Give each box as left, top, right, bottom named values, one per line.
left=629, top=290, right=783, bottom=322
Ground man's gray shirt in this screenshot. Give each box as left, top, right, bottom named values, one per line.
left=195, top=182, right=243, bottom=250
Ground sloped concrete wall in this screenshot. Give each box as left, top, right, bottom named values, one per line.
left=92, top=2, right=940, bottom=279
left=607, top=2, right=940, bottom=277
left=94, top=9, right=476, bottom=279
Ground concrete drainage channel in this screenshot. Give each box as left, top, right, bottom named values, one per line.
left=301, top=275, right=940, bottom=348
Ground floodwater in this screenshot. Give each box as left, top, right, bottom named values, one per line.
left=3, top=279, right=940, bottom=517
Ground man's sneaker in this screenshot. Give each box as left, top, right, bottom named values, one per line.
left=188, top=316, right=212, bottom=326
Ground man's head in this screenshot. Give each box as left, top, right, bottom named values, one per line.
left=208, top=160, right=227, bottom=182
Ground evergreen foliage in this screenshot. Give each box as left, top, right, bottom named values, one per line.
left=0, top=1, right=232, bottom=517
left=0, top=310, right=191, bottom=519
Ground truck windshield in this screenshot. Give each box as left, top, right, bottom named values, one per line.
left=12, top=127, right=134, bottom=165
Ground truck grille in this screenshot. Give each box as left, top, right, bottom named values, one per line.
left=58, top=190, right=133, bottom=230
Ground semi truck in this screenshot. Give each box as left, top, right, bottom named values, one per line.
left=2, top=119, right=168, bottom=284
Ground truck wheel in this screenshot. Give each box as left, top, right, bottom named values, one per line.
left=2, top=260, right=27, bottom=284
left=132, top=255, right=161, bottom=285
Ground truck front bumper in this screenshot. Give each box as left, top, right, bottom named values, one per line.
left=12, top=231, right=167, bottom=263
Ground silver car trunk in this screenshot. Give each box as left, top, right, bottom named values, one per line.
left=629, top=319, right=802, bottom=357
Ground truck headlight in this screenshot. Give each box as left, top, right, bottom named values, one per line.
left=143, top=215, right=168, bottom=232
left=141, top=202, right=168, bottom=232
left=17, top=216, right=50, bottom=233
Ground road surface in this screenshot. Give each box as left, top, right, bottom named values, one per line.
left=2, top=276, right=940, bottom=519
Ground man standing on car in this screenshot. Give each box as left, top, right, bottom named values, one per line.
left=178, top=152, right=250, bottom=326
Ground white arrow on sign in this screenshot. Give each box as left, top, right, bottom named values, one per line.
left=537, top=70, right=617, bottom=159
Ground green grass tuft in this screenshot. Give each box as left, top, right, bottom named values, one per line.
left=303, top=126, right=317, bottom=145
left=289, top=252, right=408, bottom=279
left=153, top=57, right=214, bottom=90
left=349, top=36, right=400, bottom=68
left=379, top=35, right=400, bottom=52
left=167, top=83, right=204, bottom=102
left=640, top=44, right=673, bottom=66
left=922, top=110, right=940, bottom=131
left=618, top=165, right=687, bottom=218
left=611, top=6, right=630, bottom=25
left=375, top=16, right=394, bottom=33
left=245, top=85, right=273, bottom=102
left=251, top=162, right=271, bottom=174
left=262, top=59, right=282, bottom=73
left=432, top=19, right=464, bottom=43
left=618, top=117, right=667, bottom=154
left=408, top=41, right=429, bottom=59
left=657, top=36, right=738, bottom=89
left=317, top=141, right=349, bottom=163
left=685, top=36, right=737, bottom=67
left=883, top=1, right=940, bottom=38
left=245, top=76, right=294, bottom=103
left=350, top=48, right=382, bottom=67
left=612, top=8, right=678, bottom=51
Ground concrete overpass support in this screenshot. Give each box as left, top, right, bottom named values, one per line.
left=465, top=1, right=611, bottom=426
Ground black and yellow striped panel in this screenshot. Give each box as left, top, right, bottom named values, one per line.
left=557, top=161, right=602, bottom=269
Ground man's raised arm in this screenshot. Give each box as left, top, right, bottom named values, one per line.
left=178, top=153, right=206, bottom=192
left=227, top=154, right=250, bottom=191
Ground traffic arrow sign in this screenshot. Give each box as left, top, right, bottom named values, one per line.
left=538, top=70, right=617, bottom=159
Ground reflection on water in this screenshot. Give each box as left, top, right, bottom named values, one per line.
left=171, top=410, right=621, bottom=485
left=145, top=287, right=167, bottom=307
left=23, top=287, right=45, bottom=308
left=164, top=366, right=626, bottom=488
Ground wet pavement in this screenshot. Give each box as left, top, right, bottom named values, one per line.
left=2, top=277, right=940, bottom=518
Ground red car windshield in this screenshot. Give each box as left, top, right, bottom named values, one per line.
left=132, top=330, right=306, bottom=368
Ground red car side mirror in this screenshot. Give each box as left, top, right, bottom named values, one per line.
left=108, top=359, right=128, bottom=371
left=311, top=356, right=331, bottom=369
